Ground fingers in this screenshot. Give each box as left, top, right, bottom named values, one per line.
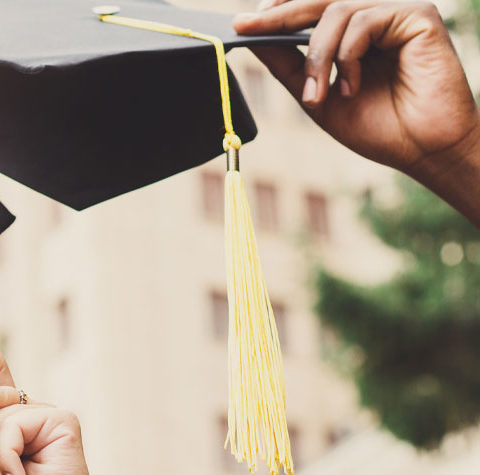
left=1, top=407, right=88, bottom=475
left=0, top=354, right=15, bottom=388
left=0, top=408, right=47, bottom=475
left=236, top=1, right=447, bottom=109
left=234, top=0, right=332, bottom=35
left=338, top=3, right=443, bottom=59
left=336, top=3, right=445, bottom=92
left=0, top=387, right=24, bottom=409
left=303, top=1, right=446, bottom=106
left=0, top=418, right=26, bottom=475
left=234, top=0, right=380, bottom=106
left=333, top=6, right=395, bottom=97
left=250, top=46, right=307, bottom=102
left=304, top=1, right=380, bottom=104
left=0, top=406, right=83, bottom=473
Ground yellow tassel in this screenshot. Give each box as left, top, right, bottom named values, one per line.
left=224, top=149, right=294, bottom=475
left=96, top=12, right=294, bottom=474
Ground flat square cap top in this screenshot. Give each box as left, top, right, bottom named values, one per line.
left=0, top=0, right=309, bottom=70
left=0, top=0, right=309, bottom=235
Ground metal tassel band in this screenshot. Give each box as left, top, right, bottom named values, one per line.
left=226, top=148, right=240, bottom=172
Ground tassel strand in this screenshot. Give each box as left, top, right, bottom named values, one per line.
left=225, top=170, right=294, bottom=475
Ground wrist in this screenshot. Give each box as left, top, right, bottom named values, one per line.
left=405, top=107, right=480, bottom=226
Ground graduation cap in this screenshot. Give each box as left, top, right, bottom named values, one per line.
left=0, top=0, right=308, bottom=232
left=0, top=2, right=311, bottom=473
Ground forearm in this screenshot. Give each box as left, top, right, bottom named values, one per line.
left=407, top=109, right=480, bottom=227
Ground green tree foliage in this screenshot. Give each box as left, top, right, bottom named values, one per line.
left=316, top=176, right=480, bottom=448
left=469, top=0, right=480, bottom=37
left=446, top=1, right=480, bottom=37
left=446, top=1, right=480, bottom=101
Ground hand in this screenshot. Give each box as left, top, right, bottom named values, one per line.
left=234, top=1, right=480, bottom=224
left=0, top=354, right=89, bottom=475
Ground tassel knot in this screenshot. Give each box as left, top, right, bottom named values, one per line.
left=223, top=133, right=242, bottom=151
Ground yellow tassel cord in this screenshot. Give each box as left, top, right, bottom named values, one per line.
left=225, top=172, right=293, bottom=474
left=97, top=12, right=293, bottom=474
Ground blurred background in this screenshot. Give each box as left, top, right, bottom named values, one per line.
left=1, top=0, right=480, bottom=473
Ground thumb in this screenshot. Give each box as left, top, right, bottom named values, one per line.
left=249, top=46, right=307, bottom=103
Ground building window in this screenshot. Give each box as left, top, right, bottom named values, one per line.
left=210, top=290, right=229, bottom=340
left=51, top=202, right=64, bottom=227
left=271, top=301, right=287, bottom=352
left=244, top=66, right=267, bottom=113
left=202, top=171, right=224, bottom=222
left=306, top=191, right=329, bottom=238
left=325, top=425, right=351, bottom=449
left=57, top=298, right=71, bottom=350
left=254, top=182, right=279, bottom=232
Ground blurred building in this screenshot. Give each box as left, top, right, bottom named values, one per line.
left=0, top=0, right=479, bottom=474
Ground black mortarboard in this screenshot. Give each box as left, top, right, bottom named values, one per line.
left=0, top=0, right=309, bottom=234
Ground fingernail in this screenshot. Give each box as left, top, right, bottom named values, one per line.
left=340, top=78, right=352, bottom=97
left=258, top=0, right=275, bottom=11
left=302, top=77, right=318, bottom=105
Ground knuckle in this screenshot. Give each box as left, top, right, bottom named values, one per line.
left=52, top=408, right=82, bottom=433
left=62, top=409, right=81, bottom=428
left=337, top=43, right=354, bottom=63
left=273, top=17, right=289, bottom=33
left=323, top=2, right=350, bottom=19
left=336, top=52, right=351, bottom=64
left=350, top=9, right=370, bottom=26
left=414, top=2, right=442, bottom=23
left=406, top=3, right=444, bottom=37
left=417, top=2, right=440, bottom=17
left=305, top=50, right=325, bottom=75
